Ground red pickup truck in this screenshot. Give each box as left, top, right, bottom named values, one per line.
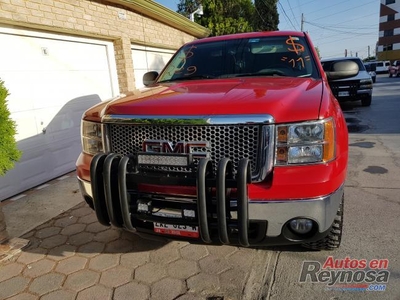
left=76, top=31, right=353, bottom=250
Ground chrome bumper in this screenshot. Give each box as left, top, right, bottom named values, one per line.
left=78, top=176, right=343, bottom=238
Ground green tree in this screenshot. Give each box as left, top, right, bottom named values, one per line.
left=253, top=0, right=279, bottom=31
left=177, top=0, right=255, bottom=36
left=0, top=80, right=21, bottom=175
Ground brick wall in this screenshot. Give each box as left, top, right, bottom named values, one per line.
left=0, top=0, right=199, bottom=93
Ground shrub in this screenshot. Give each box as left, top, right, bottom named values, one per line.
left=0, top=80, right=21, bottom=175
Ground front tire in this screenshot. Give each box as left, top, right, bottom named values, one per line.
left=361, top=95, right=372, bottom=107
left=302, top=195, right=343, bottom=251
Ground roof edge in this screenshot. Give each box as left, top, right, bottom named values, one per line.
left=108, top=0, right=210, bottom=38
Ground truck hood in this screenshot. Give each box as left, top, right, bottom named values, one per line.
left=92, top=77, right=324, bottom=123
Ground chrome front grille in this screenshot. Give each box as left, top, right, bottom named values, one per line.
left=103, top=114, right=275, bottom=182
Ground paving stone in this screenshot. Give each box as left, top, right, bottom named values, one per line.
left=40, top=290, right=77, bottom=300
left=76, top=285, right=113, bottom=300
left=54, top=216, right=78, bottom=228
left=120, top=251, right=150, bottom=268
left=77, top=213, right=98, bottom=224
left=17, top=248, right=47, bottom=264
left=64, top=270, right=100, bottom=292
left=35, top=220, right=55, bottom=230
left=206, top=245, right=238, bottom=257
left=99, top=266, right=133, bottom=287
left=77, top=241, right=105, bottom=257
left=198, top=255, right=231, bottom=274
left=88, top=253, right=119, bottom=271
left=85, top=222, right=108, bottom=233
left=175, top=294, right=205, bottom=300
left=187, top=273, right=220, bottom=294
left=219, top=268, right=247, bottom=299
left=35, top=227, right=61, bottom=239
left=226, top=249, right=255, bottom=271
left=150, top=277, right=186, bottom=300
left=68, top=232, right=94, bottom=246
left=21, top=231, right=35, bottom=239
left=167, top=259, right=199, bottom=280
left=40, top=235, right=68, bottom=249
left=114, top=282, right=150, bottom=300
left=29, top=273, right=65, bottom=296
left=0, top=262, right=24, bottom=282
left=47, top=244, right=77, bottom=261
left=150, top=245, right=180, bottom=265
left=60, top=224, right=87, bottom=236
left=23, top=258, right=55, bottom=278
left=179, top=245, right=209, bottom=261
left=93, top=229, right=121, bottom=243
left=70, top=206, right=93, bottom=218
left=134, top=263, right=166, bottom=284
left=0, top=276, right=30, bottom=299
left=55, top=256, right=88, bottom=274
left=104, top=239, right=134, bottom=254
left=7, top=292, right=39, bottom=300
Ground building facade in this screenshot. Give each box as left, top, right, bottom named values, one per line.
left=0, top=0, right=209, bottom=200
left=378, top=0, right=400, bottom=61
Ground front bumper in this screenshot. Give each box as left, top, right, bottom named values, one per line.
left=78, top=153, right=343, bottom=247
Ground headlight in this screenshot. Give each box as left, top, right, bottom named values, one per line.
left=81, top=120, right=103, bottom=155
left=359, top=79, right=373, bottom=89
left=275, top=119, right=335, bottom=165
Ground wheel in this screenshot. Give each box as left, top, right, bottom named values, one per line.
left=302, top=195, right=343, bottom=251
left=361, top=95, right=372, bottom=107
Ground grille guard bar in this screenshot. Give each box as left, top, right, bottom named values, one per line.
left=90, top=153, right=252, bottom=247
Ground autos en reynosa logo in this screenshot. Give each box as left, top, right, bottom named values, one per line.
left=299, top=256, right=390, bottom=292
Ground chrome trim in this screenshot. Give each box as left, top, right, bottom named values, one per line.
left=102, top=114, right=275, bottom=125
left=248, top=185, right=344, bottom=237
left=102, top=123, right=111, bottom=153
left=258, top=125, right=275, bottom=180
left=78, top=176, right=93, bottom=198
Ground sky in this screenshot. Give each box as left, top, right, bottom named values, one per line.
left=154, top=0, right=381, bottom=60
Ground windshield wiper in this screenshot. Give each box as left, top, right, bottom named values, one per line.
left=158, top=75, right=215, bottom=83
left=233, top=70, right=288, bottom=77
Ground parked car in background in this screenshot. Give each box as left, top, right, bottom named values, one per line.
left=389, top=60, right=400, bottom=77
left=375, top=60, right=390, bottom=73
left=321, top=57, right=373, bottom=106
left=364, top=62, right=376, bottom=83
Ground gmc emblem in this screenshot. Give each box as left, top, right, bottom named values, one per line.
left=142, top=140, right=210, bottom=158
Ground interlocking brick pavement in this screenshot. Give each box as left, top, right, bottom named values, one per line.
left=0, top=202, right=271, bottom=300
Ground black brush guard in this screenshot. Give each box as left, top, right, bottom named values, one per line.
left=89, top=153, right=259, bottom=247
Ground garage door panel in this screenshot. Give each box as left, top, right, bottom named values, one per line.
left=0, top=28, right=115, bottom=201
left=131, top=45, right=175, bottom=89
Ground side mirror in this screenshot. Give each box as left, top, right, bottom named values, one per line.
left=325, top=61, right=359, bottom=80
left=143, top=71, right=159, bottom=86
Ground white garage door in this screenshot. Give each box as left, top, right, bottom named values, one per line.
left=132, top=45, right=175, bottom=89
left=0, top=26, right=118, bottom=201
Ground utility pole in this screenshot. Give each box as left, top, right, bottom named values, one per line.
left=368, top=45, right=370, bottom=58
left=301, top=13, right=304, bottom=31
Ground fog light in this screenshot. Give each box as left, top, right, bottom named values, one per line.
left=289, top=218, right=313, bottom=234
left=137, top=200, right=151, bottom=213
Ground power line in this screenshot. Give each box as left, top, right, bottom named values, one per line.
left=277, top=1, right=298, bottom=30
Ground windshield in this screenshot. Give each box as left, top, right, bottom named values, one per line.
left=158, top=35, right=319, bottom=82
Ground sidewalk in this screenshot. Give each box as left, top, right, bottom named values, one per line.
left=0, top=173, right=271, bottom=300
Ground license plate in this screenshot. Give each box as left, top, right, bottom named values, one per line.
left=153, top=223, right=199, bottom=238
left=338, top=91, right=349, bottom=97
